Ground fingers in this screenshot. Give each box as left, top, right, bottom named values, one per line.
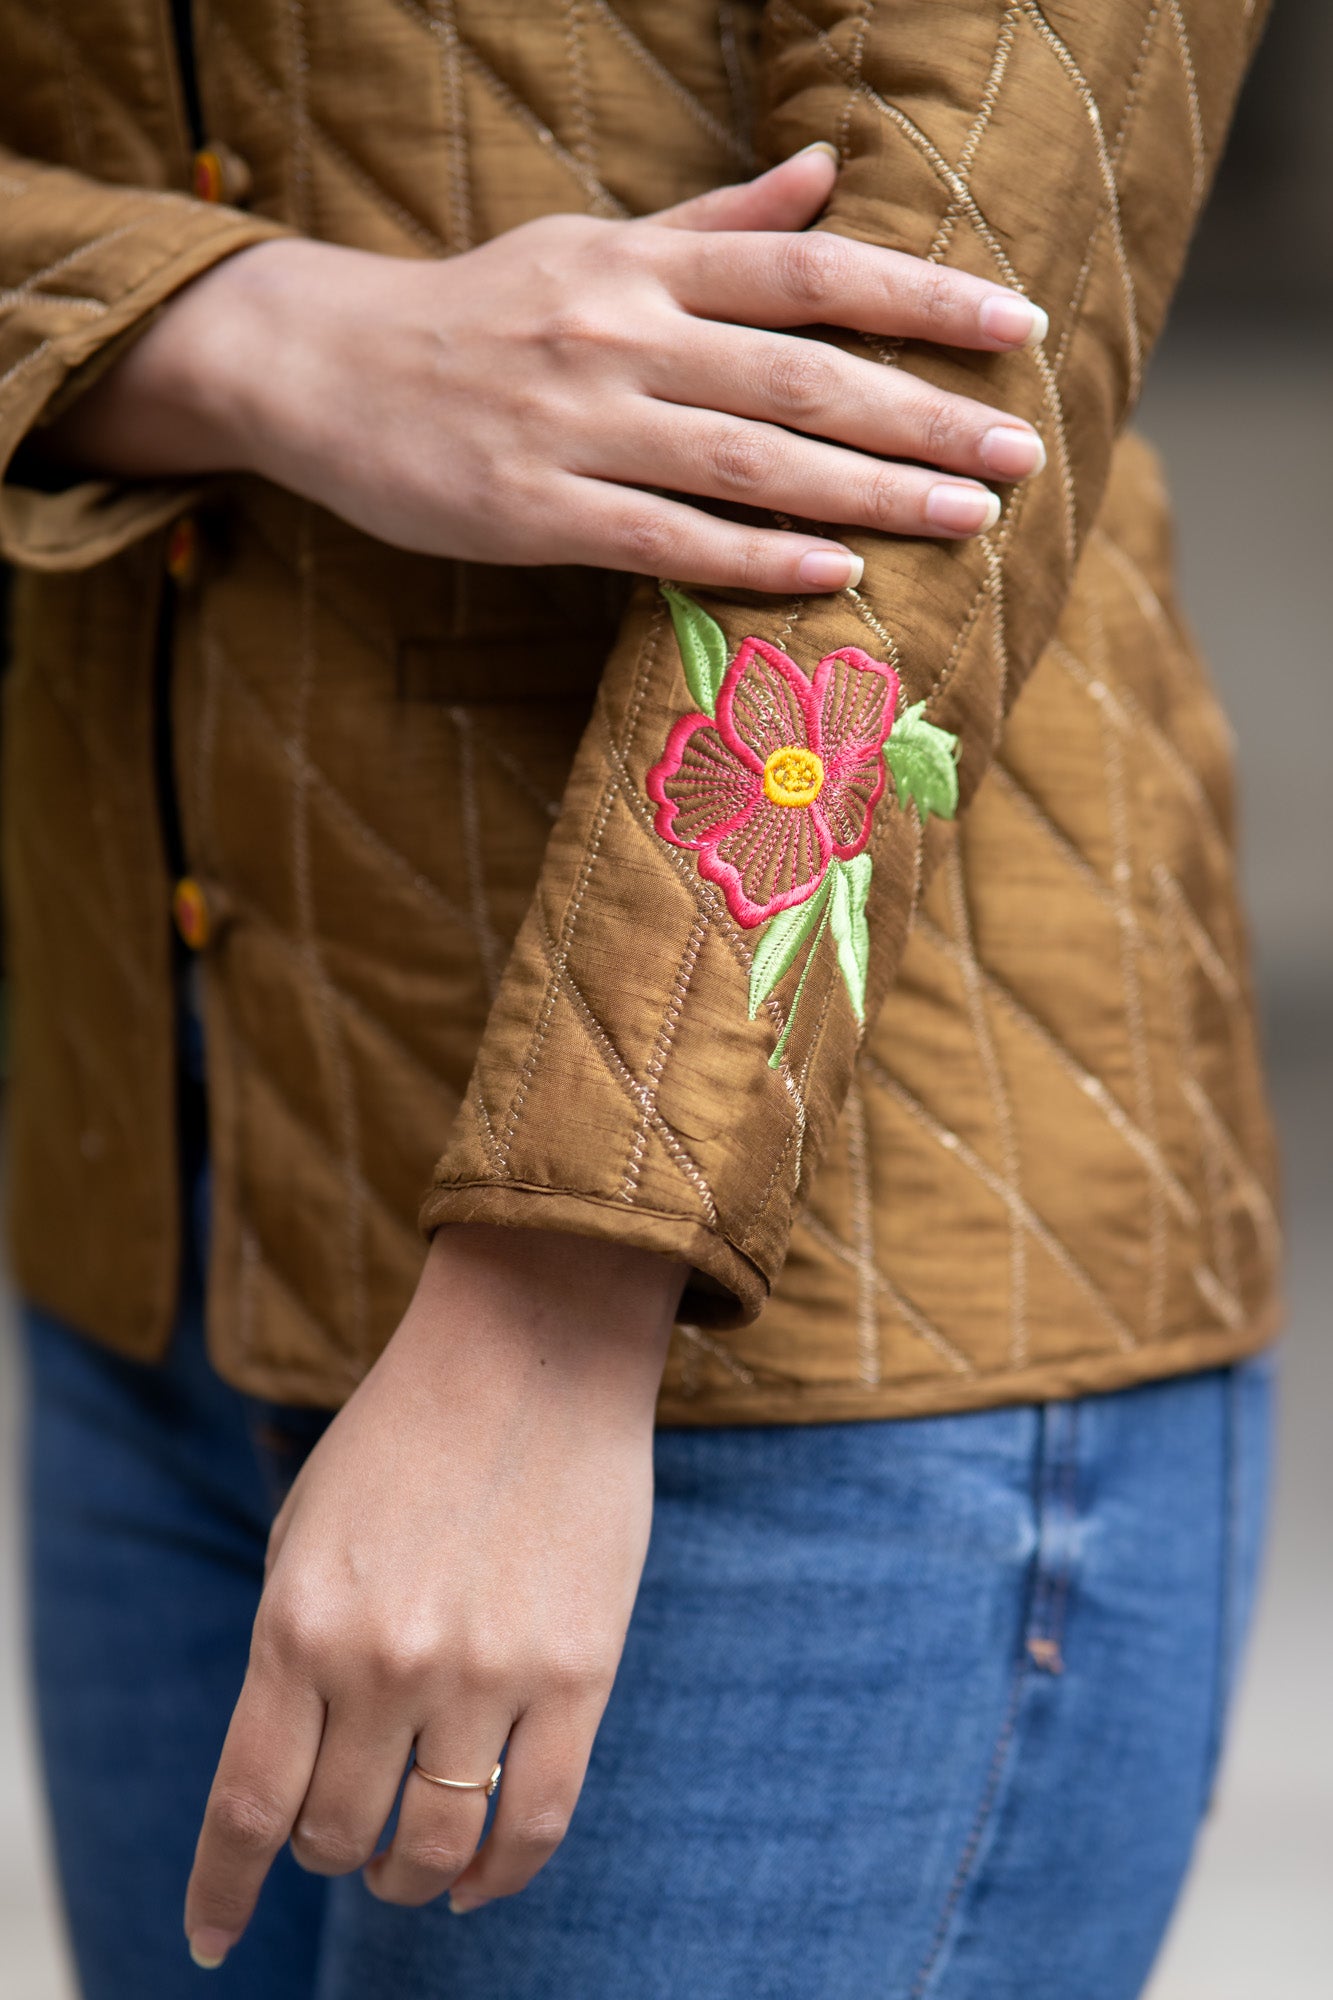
left=286, top=1695, right=415, bottom=1878
left=648, top=322, right=1047, bottom=483
left=542, top=474, right=866, bottom=594
left=363, top=1717, right=509, bottom=1909
left=651, top=142, right=839, bottom=235
left=593, top=404, right=1004, bottom=545
left=445, top=1704, right=595, bottom=1916
left=666, top=228, right=1049, bottom=351
left=184, top=1667, right=326, bottom=1969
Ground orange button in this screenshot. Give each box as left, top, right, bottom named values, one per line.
left=191, top=142, right=252, bottom=206
left=165, top=514, right=198, bottom=584
left=191, top=147, right=225, bottom=203
left=172, top=877, right=211, bottom=951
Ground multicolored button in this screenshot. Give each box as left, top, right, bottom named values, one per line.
left=165, top=514, right=198, bottom=584
left=191, top=143, right=252, bottom=206
left=191, top=147, right=225, bottom=204
left=172, top=877, right=211, bottom=951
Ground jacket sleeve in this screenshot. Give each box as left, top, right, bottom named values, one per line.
left=0, top=146, right=290, bottom=571
left=420, top=0, right=1268, bottom=1325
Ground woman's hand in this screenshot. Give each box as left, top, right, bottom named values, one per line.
left=47, top=146, right=1047, bottom=593
left=182, top=1224, right=685, bottom=1969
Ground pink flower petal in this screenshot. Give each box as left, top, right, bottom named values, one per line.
left=717, top=639, right=821, bottom=770
left=813, top=647, right=900, bottom=767
left=700, top=795, right=832, bottom=929
left=810, top=646, right=900, bottom=859
left=821, top=753, right=887, bottom=857
left=647, top=713, right=760, bottom=850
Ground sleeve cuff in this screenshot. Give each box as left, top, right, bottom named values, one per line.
left=0, top=206, right=292, bottom=570
left=418, top=1179, right=766, bottom=1328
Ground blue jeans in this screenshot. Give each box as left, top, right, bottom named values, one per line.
left=24, top=1278, right=1272, bottom=2000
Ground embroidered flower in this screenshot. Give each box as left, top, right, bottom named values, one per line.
left=646, top=637, right=901, bottom=930
left=648, top=585, right=959, bottom=1067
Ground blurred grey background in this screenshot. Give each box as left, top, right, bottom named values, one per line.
left=2, top=5, right=1330, bottom=1993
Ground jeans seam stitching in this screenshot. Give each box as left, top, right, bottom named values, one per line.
left=907, top=1659, right=1029, bottom=2000
left=908, top=1405, right=1065, bottom=1997
left=1041, top=1404, right=1080, bottom=1664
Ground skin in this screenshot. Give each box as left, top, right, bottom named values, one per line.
left=41, top=145, right=1049, bottom=1965
left=185, top=1226, right=686, bottom=1963
left=47, top=145, right=1048, bottom=591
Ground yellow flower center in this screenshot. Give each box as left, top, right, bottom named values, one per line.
left=762, top=745, right=825, bottom=808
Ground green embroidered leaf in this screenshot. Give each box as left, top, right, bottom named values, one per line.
left=747, top=874, right=832, bottom=1020
left=883, top=701, right=960, bottom=824
left=829, top=853, right=873, bottom=1022
left=660, top=584, right=729, bottom=717
left=767, top=892, right=835, bottom=1069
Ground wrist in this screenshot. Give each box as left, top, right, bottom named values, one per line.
left=130, top=240, right=296, bottom=477
left=396, top=1223, right=684, bottom=1422
left=35, top=239, right=297, bottom=481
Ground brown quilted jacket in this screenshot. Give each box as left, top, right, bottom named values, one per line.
left=0, top=1, right=1281, bottom=1421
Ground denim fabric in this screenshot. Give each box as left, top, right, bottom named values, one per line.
left=24, top=1281, right=1272, bottom=2000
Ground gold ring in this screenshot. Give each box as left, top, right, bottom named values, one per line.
left=413, top=1760, right=502, bottom=1798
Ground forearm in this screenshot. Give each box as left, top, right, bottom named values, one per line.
left=403, top=1222, right=687, bottom=1431
left=33, top=239, right=288, bottom=481
left=31, top=152, right=1049, bottom=592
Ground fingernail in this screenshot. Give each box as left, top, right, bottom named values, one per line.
left=798, top=550, right=863, bottom=589
left=188, top=1932, right=233, bottom=1970
left=978, top=294, right=1050, bottom=348
left=450, top=1893, right=485, bottom=1915
left=979, top=425, right=1047, bottom=478
left=925, top=484, right=1001, bottom=534
left=792, top=140, right=841, bottom=164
